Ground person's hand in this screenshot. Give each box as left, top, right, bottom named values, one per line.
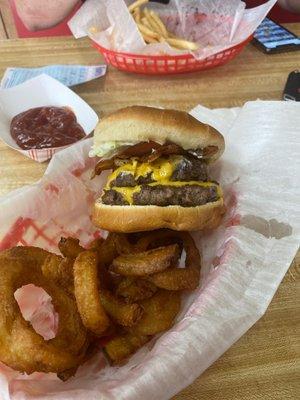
left=277, top=0, right=300, bottom=14
left=14, top=0, right=80, bottom=31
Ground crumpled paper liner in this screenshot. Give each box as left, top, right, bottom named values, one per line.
left=69, top=0, right=277, bottom=60
left=0, top=101, right=299, bottom=400
left=0, top=75, right=98, bottom=162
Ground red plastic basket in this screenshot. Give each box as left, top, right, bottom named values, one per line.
left=92, top=36, right=252, bottom=75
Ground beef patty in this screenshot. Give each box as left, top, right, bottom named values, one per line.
left=109, top=156, right=208, bottom=188
left=102, top=184, right=218, bottom=207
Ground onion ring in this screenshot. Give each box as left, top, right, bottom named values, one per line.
left=112, top=233, right=138, bottom=255
left=89, top=237, right=105, bottom=250
left=104, top=332, right=150, bottom=364
left=131, top=289, right=181, bottom=336
left=147, top=232, right=201, bottom=290
left=135, top=229, right=183, bottom=251
left=93, top=233, right=119, bottom=267
left=116, top=277, right=157, bottom=302
left=110, top=244, right=180, bottom=276
left=99, top=289, right=143, bottom=327
left=42, top=254, right=74, bottom=295
left=58, top=237, right=84, bottom=259
left=0, top=247, right=87, bottom=375
left=136, top=230, right=201, bottom=290
left=73, top=250, right=110, bottom=335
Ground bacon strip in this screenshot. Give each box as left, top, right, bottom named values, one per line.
left=92, top=142, right=201, bottom=178
left=141, top=143, right=183, bottom=162
left=92, top=158, right=115, bottom=178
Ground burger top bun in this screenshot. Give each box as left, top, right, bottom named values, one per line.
left=93, top=106, right=225, bottom=162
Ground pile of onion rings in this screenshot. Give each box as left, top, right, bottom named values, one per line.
left=0, top=247, right=87, bottom=377
left=0, top=229, right=201, bottom=374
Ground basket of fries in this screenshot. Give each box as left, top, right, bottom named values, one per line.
left=88, top=0, right=252, bottom=75
left=92, top=37, right=251, bottom=75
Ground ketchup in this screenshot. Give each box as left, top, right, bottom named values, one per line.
left=10, top=106, right=86, bottom=150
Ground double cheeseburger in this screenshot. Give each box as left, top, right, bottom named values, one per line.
left=91, top=106, right=225, bottom=232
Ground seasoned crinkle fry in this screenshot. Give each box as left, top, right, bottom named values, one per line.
left=129, top=1, right=198, bottom=50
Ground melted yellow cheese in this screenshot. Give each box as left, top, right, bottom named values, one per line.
left=106, top=160, right=137, bottom=188
left=105, top=157, right=176, bottom=189
left=103, top=157, right=222, bottom=205
left=112, top=186, right=142, bottom=204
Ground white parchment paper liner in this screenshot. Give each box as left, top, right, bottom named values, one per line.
left=69, top=0, right=277, bottom=60
left=0, top=100, right=299, bottom=400
left=0, top=75, right=98, bottom=162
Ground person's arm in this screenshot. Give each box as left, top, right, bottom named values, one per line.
left=277, top=0, right=300, bottom=14
left=14, top=0, right=80, bottom=31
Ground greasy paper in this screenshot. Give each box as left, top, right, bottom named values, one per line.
left=69, top=0, right=277, bottom=59
left=0, top=101, right=299, bottom=400
left=0, top=75, right=98, bottom=162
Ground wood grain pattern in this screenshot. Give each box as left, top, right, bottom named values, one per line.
left=0, top=8, right=8, bottom=39
left=0, top=0, right=17, bottom=38
left=0, top=26, right=299, bottom=399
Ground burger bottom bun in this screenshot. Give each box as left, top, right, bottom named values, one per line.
left=92, top=199, right=225, bottom=233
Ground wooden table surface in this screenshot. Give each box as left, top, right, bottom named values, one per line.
left=0, top=25, right=299, bottom=400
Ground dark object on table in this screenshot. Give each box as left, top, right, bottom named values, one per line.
left=10, top=106, right=85, bottom=150
left=283, top=70, right=300, bottom=101
left=252, top=18, right=300, bottom=53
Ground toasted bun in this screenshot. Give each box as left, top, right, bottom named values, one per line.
left=92, top=199, right=225, bottom=233
left=94, top=106, right=225, bottom=162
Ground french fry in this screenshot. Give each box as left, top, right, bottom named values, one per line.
left=167, top=30, right=176, bottom=38
left=89, top=26, right=98, bottom=34
left=150, top=10, right=168, bottom=38
left=166, top=37, right=199, bottom=51
left=137, top=22, right=160, bottom=40
left=133, top=8, right=141, bottom=24
left=128, top=1, right=199, bottom=51
left=141, top=17, right=152, bottom=30
left=142, top=34, right=159, bottom=44
left=143, top=8, right=165, bottom=37
left=128, top=0, right=148, bottom=13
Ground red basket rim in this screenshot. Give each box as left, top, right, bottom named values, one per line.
left=92, top=35, right=252, bottom=60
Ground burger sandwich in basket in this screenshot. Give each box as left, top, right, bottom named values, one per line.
left=0, top=106, right=226, bottom=380
left=91, top=106, right=225, bottom=232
